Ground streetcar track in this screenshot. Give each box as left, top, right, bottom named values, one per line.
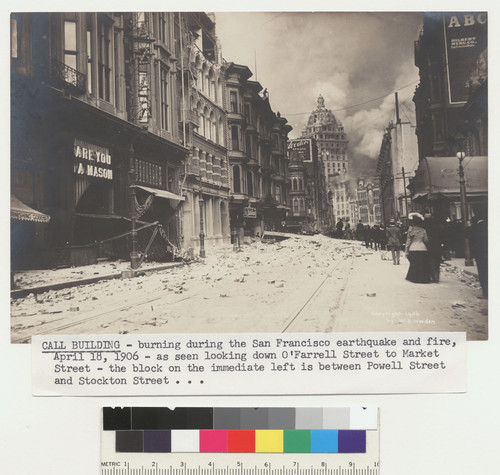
left=11, top=293, right=197, bottom=343
left=281, top=245, right=358, bottom=333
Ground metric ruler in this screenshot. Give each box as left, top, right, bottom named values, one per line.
left=100, top=459, right=380, bottom=475
left=101, top=435, right=379, bottom=475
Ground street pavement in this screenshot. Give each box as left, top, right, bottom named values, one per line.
left=10, top=236, right=487, bottom=342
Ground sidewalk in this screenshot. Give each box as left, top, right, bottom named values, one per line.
left=11, top=260, right=186, bottom=299
left=442, top=257, right=478, bottom=278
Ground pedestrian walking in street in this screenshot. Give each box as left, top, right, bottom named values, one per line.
left=364, top=225, right=371, bottom=248
left=336, top=218, right=344, bottom=239
left=405, top=213, right=431, bottom=283
left=424, top=213, right=444, bottom=283
left=466, top=212, right=488, bottom=298
left=356, top=220, right=364, bottom=241
left=344, top=220, right=353, bottom=240
left=386, top=218, right=403, bottom=265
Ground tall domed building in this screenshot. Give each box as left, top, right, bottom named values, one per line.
left=302, top=95, right=351, bottom=224
left=302, top=95, right=349, bottom=176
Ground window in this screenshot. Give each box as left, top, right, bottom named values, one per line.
left=135, top=159, right=164, bottom=187
left=246, top=135, right=252, bottom=157
left=299, top=178, right=303, bottom=191
left=114, top=31, right=120, bottom=108
left=275, top=185, right=281, bottom=203
left=160, top=66, right=169, bottom=130
left=86, top=29, right=93, bottom=94
left=98, top=18, right=111, bottom=101
left=247, top=171, right=253, bottom=196
left=64, top=20, right=77, bottom=71
left=292, top=178, right=297, bottom=192
left=244, top=103, right=251, bottom=122
left=293, top=199, right=299, bottom=213
left=158, top=13, right=167, bottom=45
left=231, top=126, right=239, bottom=151
left=233, top=166, right=241, bottom=193
left=230, top=91, right=238, bottom=113
left=11, top=17, right=19, bottom=58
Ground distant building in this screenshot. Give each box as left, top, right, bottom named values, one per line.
left=287, top=138, right=330, bottom=233
left=302, top=95, right=347, bottom=224
left=351, top=179, right=381, bottom=226
left=376, top=96, right=419, bottom=223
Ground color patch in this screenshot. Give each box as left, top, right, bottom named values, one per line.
left=228, top=430, right=255, bottom=453
left=284, top=430, right=310, bottom=453
left=295, top=408, right=323, bottom=429
left=144, top=430, right=171, bottom=453
left=103, top=407, right=131, bottom=431
left=116, top=430, right=143, bottom=452
left=338, top=430, right=366, bottom=453
left=255, top=430, right=283, bottom=453
left=171, top=430, right=199, bottom=453
left=213, top=408, right=241, bottom=429
left=200, top=430, right=228, bottom=453
left=240, top=408, right=269, bottom=429
left=267, top=408, right=295, bottom=429
left=323, top=408, right=350, bottom=430
left=311, top=430, right=338, bottom=453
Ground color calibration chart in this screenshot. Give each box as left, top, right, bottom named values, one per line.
left=101, top=407, right=379, bottom=475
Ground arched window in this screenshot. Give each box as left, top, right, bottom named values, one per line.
left=292, top=178, right=298, bottom=192
left=293, top=199, right=299, bottom=213
left=300, top=199, right=305, bottom=211
left=233, top=165, right=241, bottom=193
left=299, top=178, right=304, bottom=191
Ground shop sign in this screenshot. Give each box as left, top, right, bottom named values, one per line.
left=244, top=206, right=257, bottom=218
left=73, top=139, right=113, bottom=180
left=288, top=138, right=313, bottom=162
left=443, top=12, right=487, bottom=104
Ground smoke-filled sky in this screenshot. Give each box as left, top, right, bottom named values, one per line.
left=215, top=12, right=423, bottom=177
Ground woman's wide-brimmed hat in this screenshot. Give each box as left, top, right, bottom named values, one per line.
left=408, top=212, right=424, bottom=222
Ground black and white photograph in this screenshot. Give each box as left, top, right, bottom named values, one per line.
left=10, top=11, right=488, bottom=343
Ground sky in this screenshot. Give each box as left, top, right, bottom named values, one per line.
left=215, top=12, right=424, bottom=177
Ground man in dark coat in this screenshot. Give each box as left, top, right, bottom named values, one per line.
left=467, top=213, right=488, bottom=298
left=336, top=218, right=344, bottom=238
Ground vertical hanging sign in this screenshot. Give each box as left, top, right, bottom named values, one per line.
left=443, top=12, right=487, bottom=104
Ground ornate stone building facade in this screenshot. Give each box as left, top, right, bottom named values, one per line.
left=175, top=12, right=231, bottom=253
left=225, top=64, right=292, bottom=240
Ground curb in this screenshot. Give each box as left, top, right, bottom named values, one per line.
left=11, top=262, right=186, bottom=299
left=441, top=261, right=478, bottom=279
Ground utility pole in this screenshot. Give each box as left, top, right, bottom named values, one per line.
left=129, top=144, right=140, bottom=272
left=401, top=166, right=410, bottom=217
left=457, top=152, right=474, bottom=266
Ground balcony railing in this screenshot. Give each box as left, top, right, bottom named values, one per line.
left=50, top=58, right=86, bottom=93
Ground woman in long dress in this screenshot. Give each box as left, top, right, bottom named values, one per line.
left=405, top=214, right=431, bottom=283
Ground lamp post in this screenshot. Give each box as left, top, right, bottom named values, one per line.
left=129, top=144, right=140, bottom=271
left=198, top=192, right=206, bottom=258
left=457, top=151, right=474, bottom=266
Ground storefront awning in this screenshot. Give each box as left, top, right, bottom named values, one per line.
left=11, top=195, right=51, bottom=223
left=134, top=185, right=185, bottom=202
left=410, top=156, right=488, bottom=201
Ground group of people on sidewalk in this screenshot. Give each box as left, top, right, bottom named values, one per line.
left=385, top=211, right=488, bottom=298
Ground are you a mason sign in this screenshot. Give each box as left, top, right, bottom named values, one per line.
left=73, top=138, right=113, bottom=180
